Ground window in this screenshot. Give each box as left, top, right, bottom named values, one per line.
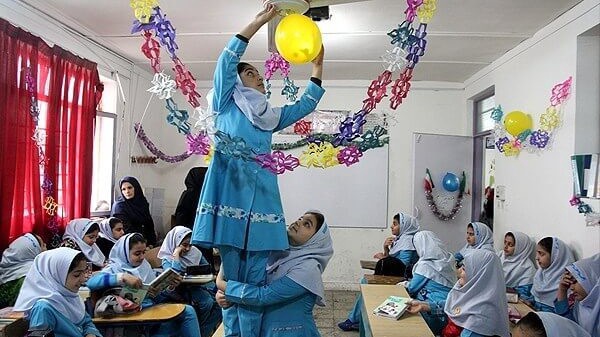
left=474, top=93, right=496, bottom=134
left=91, top=76, right=117, bottom=215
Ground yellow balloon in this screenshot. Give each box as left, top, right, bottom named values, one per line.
left=275, top=14, right=322, bottom=65
left=504, top=110, right=533, bottom=137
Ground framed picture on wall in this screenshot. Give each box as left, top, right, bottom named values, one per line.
left=485, top=136, right=495, bottom=149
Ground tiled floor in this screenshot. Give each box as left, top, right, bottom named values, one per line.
left=316, top=290, right=360, bottom=337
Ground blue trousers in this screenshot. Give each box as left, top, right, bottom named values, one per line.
left=347, top=277, right=367, bottom=323
left=220, top=246, right=270, bottom=337
left=155, top=305, right=202, bottom=337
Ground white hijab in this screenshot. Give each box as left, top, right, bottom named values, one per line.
left=412, top=231, right=456, bottom=288
left=157, top=226, right=203, bottom=267
left=99, top=217, right=119, bottom=243
left=207, top=74, right=281, bottom=131
left=444, top=249, right=510, bottom=337
left=266, top=211, right=334, bottom=307
left=499, top=231, right=537, bottom=287
left=532, top=237, right=574, bottom=306
left=0, top=233, right=42, bottom=284
left=14, top=247, right=86, bottom=323
left=536, top=312, right=591, bottom=337
left=388, top=212, right=420, bottom=255
left=565, top=253, right=600, bottom=337
left=459, top=222, right=494, bottom=256
left=63, top=218, right=105, bottom=266
left=103, top=233, right=156, bottom=284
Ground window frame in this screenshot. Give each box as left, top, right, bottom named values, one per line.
left=472, top=87, right=496, bottom=137
left=90, top=110, right=117, bottom=218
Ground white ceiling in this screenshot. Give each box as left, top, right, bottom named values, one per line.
left=22, top=0, right=581, bottom=82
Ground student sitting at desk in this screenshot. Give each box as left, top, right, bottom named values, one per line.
left=215, top=210, right=333, bottom=337
left=0, top=233, right=46, bottom=308
left=554, top=253, right=599, bottom=337
left=499, top=231, right=536, bottom=302
left=405, top=230, right=456, bottom=335
left=512, top=311, right=591, bottom=337
left=13, top=247, right=102, bottom=337
left=408, top=249, right=510, bottom=337
left=87, top=233, right=201, bottom=337
left=60, top=218, right=105, bottom=270
left=158, top=226, right=222, bottom=337
left=530, top=237, right=574, bottom=312
left=454, top=222, right=494, bottom=264
left=96, top=217, right=124, bottom=259
left=338, top=211, right=419, bottom=332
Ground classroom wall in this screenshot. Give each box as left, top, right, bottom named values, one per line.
left=463, top=0, right=600, bottom=259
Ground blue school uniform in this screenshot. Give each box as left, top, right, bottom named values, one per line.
left=391, top=249, right=418, bottom=267
left=29, top=300, right=100, bottom=337
left=407, top=274, right=452, bottom=335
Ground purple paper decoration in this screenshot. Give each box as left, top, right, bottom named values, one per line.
left=337, top=145, right=363, bottom=167
left=255, top=151, right=300, bottom=175
left=529, top=130, right=550, bottom=148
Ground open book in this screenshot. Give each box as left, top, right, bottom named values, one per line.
left=119, top=268, right=181, bottom=305
left=372, top=296, right=410, bottom=320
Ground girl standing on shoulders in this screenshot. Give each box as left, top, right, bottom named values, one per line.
left=499, top=231, right=537, bottom=302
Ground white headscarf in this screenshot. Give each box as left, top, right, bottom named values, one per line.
left=157, top=226, right=203, bottom=267
left=63, top=218, right=105, bottom=267
left=499, top=231, right=537, bottom=287
left=388, top=212, right=420, bottom=255
left=13, top=247, right=86, bottom=323
left=412, top=231, right=456, bottom=288
left=565, top=253, right=600, bottom=337
left=103, top=233, right=155, bottom=284
left=0, top=233, right=42, bottom=284
left=444, top=249, right=510, bottom=337
left=207, top=74, right=282, bottom=131
left=266, top=211, right=334, bottom=307
left=459, top=222, right=494, bottom=256
left=536, top=312, right=591, bottom=337
left=532, top=237, right=574, bottom=306
left=99, top=217, right=120, bottom=243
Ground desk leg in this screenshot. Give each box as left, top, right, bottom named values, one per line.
left=360, top=296, right=372, bottom=337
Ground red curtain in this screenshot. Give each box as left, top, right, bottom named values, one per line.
left=0, top=18, right=102, bottom=250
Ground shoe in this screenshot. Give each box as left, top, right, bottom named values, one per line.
left=337, top=319, right=359, bottom=331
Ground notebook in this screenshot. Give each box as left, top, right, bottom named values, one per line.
left=372, top=296, right=411, bottom=320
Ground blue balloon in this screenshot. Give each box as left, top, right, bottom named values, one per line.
left=442, top=172, right=460, bottom=192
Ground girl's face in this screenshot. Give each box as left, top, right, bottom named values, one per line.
left=65, top=260, right=89, bottom=292
left=129, top=242, right=147, bottom=267
left=239, top=65, right=266, bottom=94
left=179, top=237, right=192, bottom=256
left=569, top=279, right=588, bottom=301
left=287, top=213, right=318, bottom=246
left=535, top=244, right=551, bottom=269
left=457, top=266, right=467, bottom=286
left=83, top=230, right=99, bottom=246
left=391, top=218, right=400, bottom=236
left=111, top=222, right=125, bottom=240
left=121, top=182, right=135, bottom=199
left=466, top=225, right=476, bottom=246
left=503, top=234, right=516, bottom=256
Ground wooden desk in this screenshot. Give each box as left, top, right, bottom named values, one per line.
left=360, top=284, right=434, bottom=337
left=360, top=260, right=377, bottom=270
left=364, top=274, right=404, bottom=285
left=508, top=301, right=535, bottom=326
left=214, top=323, right=224, bottom=336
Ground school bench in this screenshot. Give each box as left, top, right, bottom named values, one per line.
left=360, top=284, right=434, bottom=337
left=360, top=260, right=377, bottom=270
left=364, top=274, right=404, bottom=285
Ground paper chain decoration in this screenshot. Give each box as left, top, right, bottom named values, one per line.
left=494, top=77, right=572, bottom=157
left=423, top=168, right=466, bottom=221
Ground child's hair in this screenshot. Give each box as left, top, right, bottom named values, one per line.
left=28, top=232, right=44, bottom=247
left=393, top=213, right=400, bottom=223
left=505, top=232, right=515, bottom=241
left=467, top=223, right=474, bottom=230
left=108, top=217, right=123, bottom=229
left=514, top=312, right=547, bottom=337
left=85, top=222, right=100, bottom=235
left=128, top=233, right=147, bottom=248
left=68, top=252, right=88, bottom=273
left=537, top=237, right=553, bottom=254
left=306, top=211, right=325, bottom=232
left=237, top=62, right=253, bottom=75
left=181, top=233, right=192, bottom=243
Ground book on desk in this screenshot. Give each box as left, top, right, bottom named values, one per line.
left=120, top=268, right=181, bottom=305
left=372, top=296, right=411, bottom=320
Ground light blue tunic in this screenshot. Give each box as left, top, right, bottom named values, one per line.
left=28, top=300, right=101, bottom=337
left=406, top=274, right=452, bottom=335
left=192, top=36, right=325, bottom=251
left=391, top=249, right=418, bottom=267
left=225, top=276, right=320, bottom=337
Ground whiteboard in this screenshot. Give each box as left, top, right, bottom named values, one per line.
left=278, top=145, right=389, bottom=228
left=411, top=133, right=473, bottom=252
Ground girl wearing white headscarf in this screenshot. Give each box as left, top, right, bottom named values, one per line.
left=96, top=217, right=124, bottom=258
left=444, top=249, right=510, bottom=337
left=499, top=231, right=537, bottom=302
left=555, top=253, right=599, bottom=337
left=512, top=311, right=591, bottom=337
left=215, top=211, right=334, bottom=337
left=158, top=226, right=222, bottom=337
left=13, top=247, right=102, bottom=337
left=454, top=222, right=494, bottom=264
left=87, top=233, right=201, bottom=336
left=60, top=218, right=105, bottom=268
left=531, top=237, right=574, bottom=312
left=404, top=231, right=456, bottom=335
left=0, top=233, right=45, bottom=307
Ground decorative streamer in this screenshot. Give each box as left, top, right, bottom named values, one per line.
left=424, top=169, right=466, bottom=221
left=134, top=123, right=192, bottom=163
